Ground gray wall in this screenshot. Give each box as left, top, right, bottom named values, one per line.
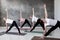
left=0, top=0, right=3, bottom=26
left=0, top=0, right=54, bottom=26
left=55, top=0, right=60, bottom=21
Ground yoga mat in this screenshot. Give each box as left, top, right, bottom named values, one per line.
left=25, top=31, right=43, bottom=33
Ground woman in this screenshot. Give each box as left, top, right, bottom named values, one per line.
left=3, top=18, right=21, bottom=34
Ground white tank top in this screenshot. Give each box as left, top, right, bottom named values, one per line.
left=32, top=15, right=38, bottom=22
left=45, top=18, right=57, bottom=26
left=6, top=19, right=13, bottom=24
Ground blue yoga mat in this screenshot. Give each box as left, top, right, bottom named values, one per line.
left=25, top=31, right=43, bottom=33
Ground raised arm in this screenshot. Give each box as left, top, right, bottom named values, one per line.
left=32, top=7, right=34, bottom=17
left=42, top=4, right=48, bottom=35
left=19, top=10, right=25, bottom=22
left=31, top=7, right=35, bottom=27
left=44, top=4, right=48, bottom=18
left=5, top=8, right=8, bottom=19
left=5, top=8, right=8, bottom=29
left=20, top=10, right=22, bottom=18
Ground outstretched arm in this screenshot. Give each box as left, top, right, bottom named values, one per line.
left=44, top=4, right=48, bottom=18
left=20, top=10, right=22, bottom=18
left=43, top=4, right=48, bottom=35
left=5, top=8, right=8, bottom=19
left=5, top=8, right=8, bottom=29
left=31, top=7, right=35, bottom=27
left=32, top=7, right=34, bottom=17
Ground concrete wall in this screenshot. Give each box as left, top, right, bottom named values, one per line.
left=0, top=0, right=54, bottom=26
left=54, top=0, right=60, bottom=21
left=0, top=0, right=3, bottom=26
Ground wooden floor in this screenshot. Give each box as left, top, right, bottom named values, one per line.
left=32, top=36, right=60, bottom=40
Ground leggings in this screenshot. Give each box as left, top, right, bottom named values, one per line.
left=30, top=19, right=45, bottom=32
left=21, top=19, right=31, bottom=28
left=6, top=21, right=20, bottom=34
left=44, top=21, right=60, bottom=36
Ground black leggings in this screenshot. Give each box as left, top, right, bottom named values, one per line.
left=21, top=19, right=31, bottom=28
left=44, top=21, right=60, bottom=36
left=30, top=19, right=45, bottom=32
left=6, top=21, right=20, bottom=34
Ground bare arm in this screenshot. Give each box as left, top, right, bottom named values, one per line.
left=43, top=4, right=48, bottom=34
left=5, top=8, right=8, bottom=29
left=44, top=4, right=48, bottom=18
left=31, top=7, right=35, bottom=27
left=32, top=7, right=34, bottom=16
left=20, top=10, right=22, bottom=18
